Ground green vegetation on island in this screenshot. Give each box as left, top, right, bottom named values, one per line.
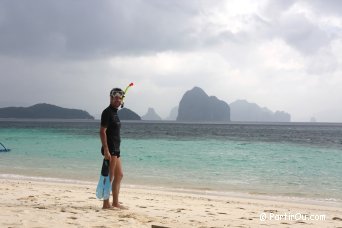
left=0, top=103, right=94, bottom=119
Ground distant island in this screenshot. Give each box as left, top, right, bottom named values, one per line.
left=0, top=103, right=94, bottom=119
left=174, top=87, right=291, bottom=122
left=166, top=106, right=178, bottom=121
left=142, top=108, right=162, bottom=121
left=177, top=87, right=230, bottom=122
left=230, top=100, right=291, bottom=122
left=1, top=89, right=292, bottom=123
left=118, top=108, right=141, bottom=120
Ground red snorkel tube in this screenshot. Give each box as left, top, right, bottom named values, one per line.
left=121, top=82, right=134, bottom=108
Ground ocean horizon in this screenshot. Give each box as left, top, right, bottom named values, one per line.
left=0, top=119, right=341, bottom=207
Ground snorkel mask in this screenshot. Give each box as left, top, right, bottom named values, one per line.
left=110, top=88, right=124, bottom=98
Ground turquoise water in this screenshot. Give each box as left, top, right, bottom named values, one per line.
left=0, top=120, right=341, bottom=204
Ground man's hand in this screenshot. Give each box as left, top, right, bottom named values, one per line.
left=103, top=147, right=111, bottom=160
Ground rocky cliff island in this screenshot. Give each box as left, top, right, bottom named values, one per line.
left=177, top=87, right=230, bottom=122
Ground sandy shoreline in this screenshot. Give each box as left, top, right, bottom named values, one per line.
left=0, top=179, right=341, bottom=228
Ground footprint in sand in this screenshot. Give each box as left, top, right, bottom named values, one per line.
left=239, top=217, right=253, bottom=220
left=295, top=221, right=307, bottom=224
left=119, top=213, right=135, bottom=219
left=177, top=208, right=186, bottom=212
left=68, top=216, right=78, bottom=220
left=264, top=209, right=278, bottom=213
left=17, top=195, right=38, bottom=202
left=151, top=225, right=171, bottom=228
left=218, top=212, right=227, bottom=215
left=189, top=219, right=199, bottom=223
left=333, top=217, right=342, bottom=221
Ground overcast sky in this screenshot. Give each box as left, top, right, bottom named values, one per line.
left=1, top=0, right=342, bottom=122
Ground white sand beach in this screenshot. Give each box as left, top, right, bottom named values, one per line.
left=0, top=178, right=341, bottom=228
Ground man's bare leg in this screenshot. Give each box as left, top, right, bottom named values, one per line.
left=112, top=157, right=126, bottom=209
left=102, top=156, right=117, bottom=209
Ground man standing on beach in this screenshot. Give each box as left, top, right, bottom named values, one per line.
left=100, top=88, right=126, bottom=209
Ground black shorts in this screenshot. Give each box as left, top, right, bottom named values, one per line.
left=101, top=146, right=121, bottom=158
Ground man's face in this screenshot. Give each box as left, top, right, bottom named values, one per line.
left=110, top=95, right=122, bottom=108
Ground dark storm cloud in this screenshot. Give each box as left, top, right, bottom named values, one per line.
left=2, top=0, right=336, bottom=59
left=253, top=0, right=336, bottom=55
left=0, top=0, right=203, bottom=58
left=272, top=14, right=331, bottom=55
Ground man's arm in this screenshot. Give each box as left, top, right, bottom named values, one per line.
left=100, top=126, right=111, bottom=160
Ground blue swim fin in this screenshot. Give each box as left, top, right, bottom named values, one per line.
left=96, top=159, right=111, bottom=200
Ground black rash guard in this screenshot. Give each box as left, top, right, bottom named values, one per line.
left=101, top=105, right=121, bottom=157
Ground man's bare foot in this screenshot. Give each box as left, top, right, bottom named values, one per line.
left=103, top=200, right=113, bottom=209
